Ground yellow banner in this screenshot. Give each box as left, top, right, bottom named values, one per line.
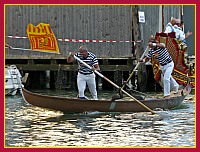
left=27, top=23, right=59, bottom=53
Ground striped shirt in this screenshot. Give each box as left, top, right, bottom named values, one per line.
left=75, top=52, right=99, bottom=74
left=147, top=47, right=172, bottom=66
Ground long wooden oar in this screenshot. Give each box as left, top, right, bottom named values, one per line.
left=122, top=46, right=149, bottom=90
left=73, top=55, right=156, bottom=114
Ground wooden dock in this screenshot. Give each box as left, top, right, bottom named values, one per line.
left=5, top=57, right=159, bottom=92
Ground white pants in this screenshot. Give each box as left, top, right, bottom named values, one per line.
left=160, top=61, right=179, bottom=97
left=77, top=72, right=98, bottom=100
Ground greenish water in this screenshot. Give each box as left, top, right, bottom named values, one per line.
left=5, top=89, right=195, bottom=147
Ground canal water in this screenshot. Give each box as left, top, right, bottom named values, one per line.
left=5, top=89, right=195, bottom=147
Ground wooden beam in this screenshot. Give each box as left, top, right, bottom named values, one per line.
left=132, top=5, right=147, bottom=91
left=15, top=64, right=134, bottom=71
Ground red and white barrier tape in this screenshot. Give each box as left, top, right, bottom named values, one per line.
left=6, top=35, right=143, bottom=43
left=6, top=36, right=28, bottom=39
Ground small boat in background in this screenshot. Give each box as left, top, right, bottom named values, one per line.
left=5, top=65, right=23, bottom=95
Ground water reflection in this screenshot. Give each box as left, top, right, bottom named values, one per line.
left=5, top=91, right=195, bottom=147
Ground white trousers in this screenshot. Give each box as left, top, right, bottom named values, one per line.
left=160, top=61, right=179, bottom=97
left=77, top=72, right=98, bottom=100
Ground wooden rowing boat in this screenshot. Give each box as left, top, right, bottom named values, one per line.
left=22, top=80, right=191, bottom=113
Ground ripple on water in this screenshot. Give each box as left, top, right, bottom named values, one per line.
left=5, top=91, right=195, bottom=147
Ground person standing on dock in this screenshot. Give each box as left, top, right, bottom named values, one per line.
left=67, top=45, right=100, bottom=100
left=140, top=38, right=179, bottom=98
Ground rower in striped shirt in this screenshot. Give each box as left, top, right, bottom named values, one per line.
left=67, top=45, right=100, bottom=100
left=140, top=38, right=179, bottom=98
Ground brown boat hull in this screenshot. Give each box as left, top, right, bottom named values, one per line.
left=22, top=88, right=189, bottom=113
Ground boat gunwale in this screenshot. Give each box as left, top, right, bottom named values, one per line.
left=22, top=87, right=186, bottom=103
